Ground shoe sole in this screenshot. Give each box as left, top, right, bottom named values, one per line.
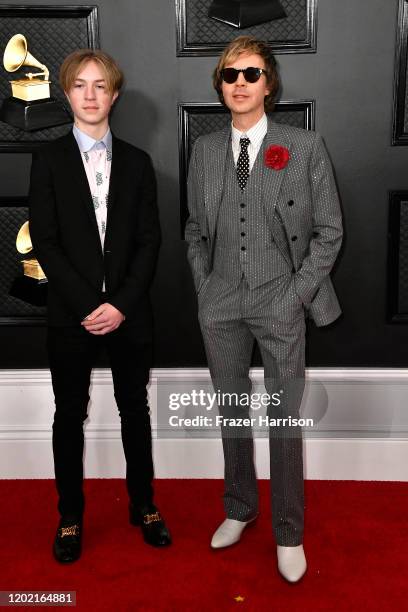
left=52, top=547, right=81, bottom=563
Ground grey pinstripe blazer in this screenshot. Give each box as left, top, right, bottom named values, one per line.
left=185, top=119, right=343, bottom=327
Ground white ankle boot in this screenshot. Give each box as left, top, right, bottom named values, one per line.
left=211, top=517, right=255, bottom=549
left=277, top=544, right=307, bottom=582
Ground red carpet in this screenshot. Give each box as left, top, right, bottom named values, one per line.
left=0, top=479, right=406, bottom=611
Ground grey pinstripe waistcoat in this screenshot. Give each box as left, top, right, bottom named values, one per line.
left=185, top=118, right=343, bottom=327
left=213, top=144, right=290, bottom=288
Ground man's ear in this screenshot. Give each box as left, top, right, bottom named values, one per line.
left=112, top=91, right=119, bottom=105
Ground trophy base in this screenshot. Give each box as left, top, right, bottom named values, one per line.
left=9, top=276, right=48, bottom=307
left=208, top=0, right=286, bottom=28
left=0, top=97, right=72, bottom=132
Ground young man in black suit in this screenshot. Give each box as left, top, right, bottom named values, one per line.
left=29, top=49, right=171, bottom=563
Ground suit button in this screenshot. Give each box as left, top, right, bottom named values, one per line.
left=105, top=250, right=111, bottom=254
left=241, top=246, right=246, bottom=251
left=241, top=232, right=246, bottom=237
left=201, top=236, right=207, bottom=241
left=291, top=235, right=298, bottom=242
left=240, top=203, right=246, bottom=208
left=288, top=199, right=294, bottom=206
left=240, top=217, right=245, bottom=222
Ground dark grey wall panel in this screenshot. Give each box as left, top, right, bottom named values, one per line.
left=0, top=0, right=407, bottom=367
left=176, top=0, right=316, bottom=56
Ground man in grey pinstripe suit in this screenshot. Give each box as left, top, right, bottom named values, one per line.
left=185, top=36, right=342, bottom=582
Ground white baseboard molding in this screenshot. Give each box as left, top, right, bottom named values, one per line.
left=1, top=368, right=408, bottom=480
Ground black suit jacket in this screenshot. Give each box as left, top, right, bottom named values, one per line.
left=29, top=131, right=161, bottom=326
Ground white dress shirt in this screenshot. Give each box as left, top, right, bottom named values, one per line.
left=73, top=125, right=112, bottom=291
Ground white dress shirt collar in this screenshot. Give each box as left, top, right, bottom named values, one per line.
left=73, top=124, right=112, bottom=154
left=231, top=113, right=268, bottom=151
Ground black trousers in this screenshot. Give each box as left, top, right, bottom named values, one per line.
left=47, top=322, right=154, bottom=519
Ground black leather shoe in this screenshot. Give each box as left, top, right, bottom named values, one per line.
left=129, top=504, right=171, bottom=547
left=53, top=518, right=82, bottom=563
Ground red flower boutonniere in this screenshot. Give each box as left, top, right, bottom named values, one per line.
left=264, top=145, right=290, bottom=171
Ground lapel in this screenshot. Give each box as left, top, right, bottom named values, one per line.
left=262, top=118, right=291, bottom=213
left=106, top=133, right=124, bottom=228
left=263, top=119, right=293, bottom=267
left=204, top=125, right=230, bottom=240
left=62, top=132, right=100, bottom=240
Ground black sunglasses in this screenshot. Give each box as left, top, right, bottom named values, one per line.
left=221, top=67, right=267, bottom=84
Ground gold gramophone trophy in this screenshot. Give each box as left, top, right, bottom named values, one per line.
left=0, top=33, right=71, bottom=131
left=9, top=221, right=47, bottom=306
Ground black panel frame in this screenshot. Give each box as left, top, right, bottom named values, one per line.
left=175, top=0, right=317, bottom=57
left=178, top=100, right=315, bottom=232
left=392, top=0, right=408, bottom=145
left=0, top=196, right=46, bottom=326
left=0, top=4, right=99, bottom=153
left=387, top=191, right=408, bottom=323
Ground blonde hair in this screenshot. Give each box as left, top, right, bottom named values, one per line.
left=59, top=49, right=124, bottom=94
left=213, top=36, right=279, bottom=112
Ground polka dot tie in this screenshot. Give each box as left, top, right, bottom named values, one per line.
left=236, top=137, right=250, bottom=190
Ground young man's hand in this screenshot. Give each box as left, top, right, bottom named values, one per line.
left=81, top=303, right=125, bottom=335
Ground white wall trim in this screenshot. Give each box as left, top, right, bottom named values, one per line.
left=1, top=368, right=408, bottom=480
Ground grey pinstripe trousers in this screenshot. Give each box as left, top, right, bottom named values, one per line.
left=198, top=270, right=305, bottom=546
